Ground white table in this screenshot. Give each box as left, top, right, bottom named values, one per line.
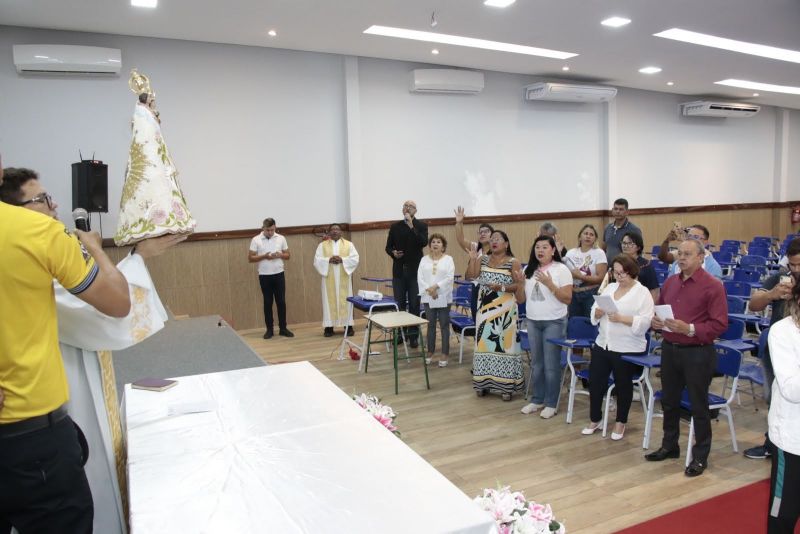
left=125, top=362, right=495, bottom=534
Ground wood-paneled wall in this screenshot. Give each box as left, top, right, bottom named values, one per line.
left=104, top=206, right=799, bottom=330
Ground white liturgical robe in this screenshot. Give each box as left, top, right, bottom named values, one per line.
left=313, top=238, right=360, bottom=327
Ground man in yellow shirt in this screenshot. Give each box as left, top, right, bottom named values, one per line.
left=0, top=157, right=131, bottom=532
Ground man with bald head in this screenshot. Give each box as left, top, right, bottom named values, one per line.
left=385, top=200, right=428, bottom=347
left=647, top=239, right=728, bottom=477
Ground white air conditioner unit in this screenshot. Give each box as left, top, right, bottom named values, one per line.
left=13, top=44, right=121, bottom=75
left=524, top=82, right=617, bottom=103
left=410, top=69, right=484, bottom=94
left=680, top=101, right=760, bottom=118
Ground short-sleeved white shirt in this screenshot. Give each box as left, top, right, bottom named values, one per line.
left=563, top=247, right=608, bottom=287
left=524, top=261, right=573, bottom=320
left=250, top=233, right=289, bottom=275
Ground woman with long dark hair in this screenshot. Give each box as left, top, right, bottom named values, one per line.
left=466, top=230, right=525, bottom=400
left=517, top=235, right=573, bottom=419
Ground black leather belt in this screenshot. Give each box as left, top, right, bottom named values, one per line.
left=663, top=340, right=707, bottom=349
left=0, top=405, right=69, bottom=440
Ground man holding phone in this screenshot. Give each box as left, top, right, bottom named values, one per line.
left=658, top=224, right=723, bottom=278
left=743, top=237, right=800, bottom=460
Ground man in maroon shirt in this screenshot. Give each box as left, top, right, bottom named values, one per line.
left=646, top=239, right=728, bottom=477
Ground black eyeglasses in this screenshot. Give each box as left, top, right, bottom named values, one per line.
left=20, top=192, right=54, bottom=210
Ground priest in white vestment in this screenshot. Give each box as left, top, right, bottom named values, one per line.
left=313, top=224, right=360, bottom=337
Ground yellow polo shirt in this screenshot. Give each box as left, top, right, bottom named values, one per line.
left=0, top=202, right=98, bottom=423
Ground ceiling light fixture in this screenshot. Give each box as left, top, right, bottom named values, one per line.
left=363, top=25, right=577, bottom=59
left=267, top=30, right=277, bottom=37
left=562, top=66, right=570, bottom=71
left=601, top=17, right=631, bottom=28
left=131, top=0, right=157, bottom=7
left=753, top=93, right=759, bottom=97
left=666, top=81, right=674, bottom=86
left=638, top=66, right=662, bottom=74
left=431, top=49, right=439, bottom=55
left=484, top=0, right=516, bottom=7
left=715, top=79, right=800, bottom=95
left=654, top=28, right=800, bottom=64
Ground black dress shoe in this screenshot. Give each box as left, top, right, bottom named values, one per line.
left=346, top=326, right=355, bottom=336
left=279, top=328, right=295, bottom=338
left=263, top=330, right=274, bottom=339
left=323, top=327, right=334, bottom=337
left=685, top=459, right=707, bottom=477
left=645, top=447, right=680, bottom=461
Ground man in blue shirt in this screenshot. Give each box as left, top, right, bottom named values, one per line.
left=658, top=224, right=723, bottom=278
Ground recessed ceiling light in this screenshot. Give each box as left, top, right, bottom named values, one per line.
left=562, top=65, right=570, bottom=71
left=484, top=0, right=516, bottom=7
left=601, top=17, right=631, bottom=28
left=431, top=49, right=439, bottom=55
left=131, top=0, right=157, bottom=7
left=34, top=55, right=49, bottom=59
left=667, top=81, right=674, bottom=86
left=363, top=25, right=577, bottom=59
left=753, top=93, right=759, bottom=97
left=638, top=66, right=662, bottom=74
left=654, top=28, right=800, bottom=64
left=267, top=29, right=277, bottom=37
left=715, top=79, right=800, bottom=95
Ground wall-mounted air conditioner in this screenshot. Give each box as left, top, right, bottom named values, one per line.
left=680, top=101, right=760, bottom=118
left=524, top=82, right=617, bottom=103
left=13, top=44, right=122, bottom=75
left=410, top=69, right=484, bottom=94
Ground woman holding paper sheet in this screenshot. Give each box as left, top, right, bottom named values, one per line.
left=582, top=254, right=654, bottom=440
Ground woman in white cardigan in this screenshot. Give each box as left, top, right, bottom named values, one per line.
left=767, top=281, right=800, bottom=533
left=418, top=233, right=455, bottom=367
left=582, top=254, right=654, bottom=440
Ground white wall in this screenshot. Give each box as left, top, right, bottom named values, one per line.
left=1, top=25, right=797, bottom=234
left=0, top=26, right=347, bottom=232
left=614, top=87, right=777, bottom=208
left=354, top=59, right=604, bottom=222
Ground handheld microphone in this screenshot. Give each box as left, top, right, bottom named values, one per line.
left=72, top=208, right=90, bottom=232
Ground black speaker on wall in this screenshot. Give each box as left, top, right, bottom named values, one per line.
left=72, top=160, right=108, bottom=213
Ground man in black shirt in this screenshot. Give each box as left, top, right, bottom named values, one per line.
left=385, top=200, right=428, bottom=347
left=743, top=237, right=800, bottom=459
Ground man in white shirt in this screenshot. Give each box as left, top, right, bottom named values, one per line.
left=249, top=218, right=293, bottom=339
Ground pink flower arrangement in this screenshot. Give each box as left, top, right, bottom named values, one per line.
left=473, top=486, right=564, bottom=534
left=353, top=393, right=400, bottom=436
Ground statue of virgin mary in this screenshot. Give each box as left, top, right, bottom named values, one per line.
left=115, top=69, right=196, bottom=245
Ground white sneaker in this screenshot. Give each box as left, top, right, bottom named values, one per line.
left=521, top=403, right=544, bottom=414
left=539, top=407, right=557, bottom=419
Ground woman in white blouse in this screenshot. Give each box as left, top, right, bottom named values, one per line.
left=582, top=254, right=654, bottom=440
left=418, top=233, right=455, bottom=367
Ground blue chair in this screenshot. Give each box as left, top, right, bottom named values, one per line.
left=732, top=268, right=761, bottom=284
left=649, top=245, right=661, bottom=258
left=740, top=255, right=767, bottom=268
left=650, top=259, right=669, bottom=272
left=656, top=270, right=668, bottom=286
left=736, top=328, right=769, bottom=408
left=723, top=280, right=752, bottom=298
left=649, top=346, right=742, bottom=466
left=716, top=319, right=757, bottom=352
left=598, top=333, right=653, bottom=437
left=449, top=312, right=475, bottom=364
left=553, top=317, right=599, bottom=422
left=451, top=283, right=473, bottom=316
left=726, top=295, right=747, bottom=314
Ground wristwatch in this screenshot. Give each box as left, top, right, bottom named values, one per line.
left=687, top=323, right=696, bottom=337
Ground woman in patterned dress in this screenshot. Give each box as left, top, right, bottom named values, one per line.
left=466, top=231, right=526, bottom=400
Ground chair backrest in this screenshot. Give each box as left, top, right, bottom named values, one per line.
left=726, top=295, right=746, bottom=314
left=719, top=318, right=745, bottom=341
left=650, top=245, right=661, bottom=256
left=732, top=268, right=761, bottom=283
left=715, top=346, right=743, bottom=379
left=723, top=280, right=752, bottom=297
left=650, top=259, right=668, bottom=272
left=713, top=251, right=733, bottom=263
left=567, top=316, right=598, bottom=340
left=454, top=283, right=472, bottom=302
left=740, top=254, right=767, bottom=267
left=757, top=327, right=770, bottom=359
left=721, top=239, right=741, bottom=248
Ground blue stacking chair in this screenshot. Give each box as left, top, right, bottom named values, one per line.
left=597, top=332, right=652, bottom=437
left=650, top=259, right=669, bottom=272
left=656, top=270, right=668, bottom=286
left=451, top=283, right=473, bottom=316
left=736, top=328, right=769, bottom=408
left=726, top=295, right=747, bottom=314
left=723, top=280, right=752, bottom=298
left=740, top=255, right=767, bottom=268
left=554, top=317, right=599, bottom=422
left=731, top=268, right=761, bottom=284
left=449, top=312, right=475, bottom=365
left=649, top=245, right=661, bottom=258
left=649, top=346, right=742, bottom=466
left=716, top=319, right=757, bottom=353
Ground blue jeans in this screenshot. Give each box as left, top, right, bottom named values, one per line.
left=528, top=316, right=567, bottom=408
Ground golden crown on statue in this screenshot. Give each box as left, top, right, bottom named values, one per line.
left=128, top=68, right=154, bottom=96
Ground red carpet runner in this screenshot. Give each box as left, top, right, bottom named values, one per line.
left=615, top=479, right=796, bottom=534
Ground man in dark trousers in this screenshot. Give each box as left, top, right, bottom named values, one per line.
left=647, top=239, right=728, bottom=477
left=385, top=200, right=428, bottom=347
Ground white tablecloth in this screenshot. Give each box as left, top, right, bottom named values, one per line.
left=125, top=362, right=496, bottom=534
